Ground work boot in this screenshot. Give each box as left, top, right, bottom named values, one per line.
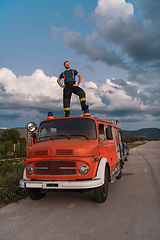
left=64, top=110, right=70, bottom=117
left=84, top=108, right=89, bottom=114
left=81, top=103, right=89, bottom=111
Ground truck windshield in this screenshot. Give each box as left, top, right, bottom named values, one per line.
left=37, top=118, right=97, bottom=141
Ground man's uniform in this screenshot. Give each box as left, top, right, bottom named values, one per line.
left=59, top=69, right=88, bottom=117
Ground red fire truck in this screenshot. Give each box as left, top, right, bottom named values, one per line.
left=20, top=112, right=125, bottom=203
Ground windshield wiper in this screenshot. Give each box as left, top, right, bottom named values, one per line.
left=54, top=134, right=71, bottom=139
left=38, top=135, right=71, bottom=141
left=70, top=134, right=89, bottom=140
left=38, top=136, right=53, bottom=141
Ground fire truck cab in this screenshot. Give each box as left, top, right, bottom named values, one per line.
left=20, top=112, right=125, bottom=203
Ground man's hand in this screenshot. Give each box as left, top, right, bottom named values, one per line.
left=76, top=73, right=82, bottom=86
left=57, top=78, right=65, bottom=88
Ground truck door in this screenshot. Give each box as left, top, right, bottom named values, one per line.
left=98, top=123, right=107, bottom=157
left=105, top=124, right=117, bottom=170
left=98, top=123, right=117, bottom=170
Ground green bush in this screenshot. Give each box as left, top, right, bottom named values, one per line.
left=0, top=142, right=26, bottom=160
left=0, top=161, right=27, bottom=205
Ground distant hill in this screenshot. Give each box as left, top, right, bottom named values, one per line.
left=122, top=128, right=160, bottom=140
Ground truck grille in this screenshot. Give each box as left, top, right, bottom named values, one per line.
left=56, top=149, right=73, bottom=155
left=33, top=160, right=76, bottom=176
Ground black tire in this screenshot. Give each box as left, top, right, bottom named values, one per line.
left=28, top=188, right=46, bottom=200
left=116, top=169, right=122, bottom=179
left=116, top=162, right=122, bottom=179
left=93, top=166, right=109, bottom=203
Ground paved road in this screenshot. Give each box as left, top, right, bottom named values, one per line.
left=0, top=141, right=160, bottom=240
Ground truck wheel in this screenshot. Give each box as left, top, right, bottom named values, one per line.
left=28, top=188, right=46, bottom=200
left=116, top=169, right=122, bottom=179
left=93, top=166, right=109, bottom=203
left=116, top=161, right=122, bottom=179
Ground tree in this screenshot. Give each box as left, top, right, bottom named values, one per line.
left=0, top=129, right=20, bottom=144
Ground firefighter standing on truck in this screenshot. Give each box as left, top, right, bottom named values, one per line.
left=57, top=61, right=89, bottom=117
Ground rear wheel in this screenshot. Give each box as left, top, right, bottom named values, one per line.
left=116, top=161, right=122, bottom=179
left=116, top=169, right=122, bottom=179
left=93, top=166, right=109, bottom=203
left=28, top=188, right=46, bottom=200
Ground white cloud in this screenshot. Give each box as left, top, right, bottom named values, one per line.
left=52, top=26, right=62, bottom=40
left=84, top=81, right=97, bottom=89
left=94, top=0, right=134, bottom=19
left=99, top=78, right=147, bottom=112
left=74, top=5, right=85, bottom=18
left=87, top=31, right=100, bottom=45
left=52, top=0, right=160, bottom=85
left=0, top=68, right=62, bottom=109
left=0, top=68, right=159, bottom=126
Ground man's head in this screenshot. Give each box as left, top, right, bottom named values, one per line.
left=64, top=61, right=70, bottom=70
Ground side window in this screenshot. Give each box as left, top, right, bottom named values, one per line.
left=40, top=128, right=47, bottom=138
left=99, top=124, right=106, bottom=141
left=106, top=125, right=113, bottom=140
left=51, top=127, right=57, bottom=139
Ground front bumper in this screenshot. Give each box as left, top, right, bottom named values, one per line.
left=19, top=178, right=103, bottom=190
left=20, top=157, right=108, bottom=190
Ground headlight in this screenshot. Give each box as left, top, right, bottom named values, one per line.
left=27, top=122, right=37, bottom=132
left=78, top=165, right=89, bottom=175
left=26, top=165, right=33, bottom=175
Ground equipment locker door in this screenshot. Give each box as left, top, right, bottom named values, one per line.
left=98, top=122, right=117, bottom=171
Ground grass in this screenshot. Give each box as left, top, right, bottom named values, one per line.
left=127, top=140, right=148, bottom=149
left=0, top=160, right=27, bottom=205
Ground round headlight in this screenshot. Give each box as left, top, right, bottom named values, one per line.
left=78, top=165, right=89, bottom=175
left=26, top=165, right=33, bottom=175
left=27, top=122, right=37, bottom=132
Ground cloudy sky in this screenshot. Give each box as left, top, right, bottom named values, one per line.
left=0, top=0, right=160, bottom=130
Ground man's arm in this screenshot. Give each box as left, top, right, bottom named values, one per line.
left=57, top=78, right=65, bottom=88
left=73, top=73, right=82, bottom=87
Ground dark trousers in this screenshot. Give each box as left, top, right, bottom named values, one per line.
left=63, top=82, right=88, bottom=117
